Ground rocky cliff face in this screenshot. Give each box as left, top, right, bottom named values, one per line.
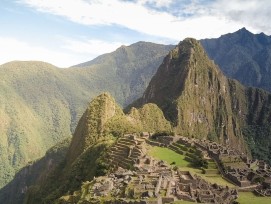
left=131, top=38, right=271, bottom=153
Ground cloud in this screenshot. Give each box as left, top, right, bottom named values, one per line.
left=19, top=0, right=245, bottom=40
left=0, top=36, right=125, bottom=67
left=20, top=0, right=271, bottom=40
left=10, top=0, right=271, bottom=67
left=212, top=0, right=271, bottom=33
left=137, top=0, right=174, bottom=8
left=62, top=38, right=124, bottom=55
left=0, top=37, right=78, bottom=67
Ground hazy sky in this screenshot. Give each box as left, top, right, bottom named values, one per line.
left=1, top=0, right=270, bottom=67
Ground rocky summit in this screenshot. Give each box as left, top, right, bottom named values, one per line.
left=130, top=38, right=271, bottom=157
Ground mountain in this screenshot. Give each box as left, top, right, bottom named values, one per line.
left=22, top=92, right=171, bottom=204
left=5, top=37, right=271, bottom=204
left=0, top=138, right=70, bottom=204
left=71, top=41, right=174, bottom=106
left=0, top=61, right=75, bottom=189
left=129, top=38, right=271, bottom=159
left=0, top=42, right=173, bottom=189
left=201, top=27, right=271, bottom=92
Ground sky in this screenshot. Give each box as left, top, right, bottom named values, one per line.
left=0, top=0, right=270, bottom=67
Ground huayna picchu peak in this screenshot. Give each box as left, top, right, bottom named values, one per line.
left=129, top=38, right=246, bottom=152
left=129, top=38, right=271, bottom=158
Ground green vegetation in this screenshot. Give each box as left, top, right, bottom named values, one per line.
left=243, top=124, right=271, bottom=164
left=236, top=192, right=271, bottom=204
left=24, top=139, right=114, bottom=204
left=149, top=146, right=190, bottom=167
left=0, top=42, right=173, bottom=189
left=128, top=103, right=172, bottom=133
left=149, top=146, right=235, bottom=187
left=0, top=138, right=71, bottom=204
left=22, top=93, right=172, bottom=204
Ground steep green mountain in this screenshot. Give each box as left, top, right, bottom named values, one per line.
left=0, top=138, right=70, bottom=204
left=0, top=61, right=75, bottom=189
left=201, top=27, right=271, bottom=92
left=0, top=42, right=173, bottom=189
left=71, top=41, right=174, bottom=105
left=130, top=38, right=271, bottom=159
left=22, top=92, right=171, bottom=204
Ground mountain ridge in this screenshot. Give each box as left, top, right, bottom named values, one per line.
left=0, top=41, right=173, bottom=189
left=201, top=27, right=271, bottom=92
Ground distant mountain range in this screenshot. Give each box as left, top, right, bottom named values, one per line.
left=1, top=27, right=271, bottom=199
left=201, top=27, right=271, bottom=92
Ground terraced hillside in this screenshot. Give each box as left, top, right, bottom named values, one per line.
left=109, top=134, right=146, bottom=169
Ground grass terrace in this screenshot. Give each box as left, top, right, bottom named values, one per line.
left=148, top=146, right=235, bottom=187
left=149, top=146, right=190, bottom=167
left=237, top=192, right=271, bottom=204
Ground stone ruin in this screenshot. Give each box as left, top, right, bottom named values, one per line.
left=148, top=133, right=271, bottom=197
left=59, top=133, right=271, bottom=203
left=108, top=134, right=147, bottom=170
left=176, top=136, right=271, bottom=196
left=80, top=155, right=237, bottom=204
left=77, top=134, right=238, bottom=203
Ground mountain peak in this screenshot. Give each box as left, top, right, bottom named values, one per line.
left=180, top=37, right=199, bottom=45
left=66, top=92, right=122, bottom=163
left=129, top=39, right=247, bottom=151
left=131, top=38, right=218, bottom=120
left=238, top=27, right=249, bottom=32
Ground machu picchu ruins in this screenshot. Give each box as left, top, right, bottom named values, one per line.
left=58, top=132, right=271, bottom=203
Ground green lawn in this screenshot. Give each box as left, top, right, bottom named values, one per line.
left=149, top=146, right=190, bottom=167
left=148, top=147, right=271, bottom=203
left=148, top=146, right=235, bottom=187
left=237, top=192, right=271, bottom=204
left=173, top=201, right=194, bottom=203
